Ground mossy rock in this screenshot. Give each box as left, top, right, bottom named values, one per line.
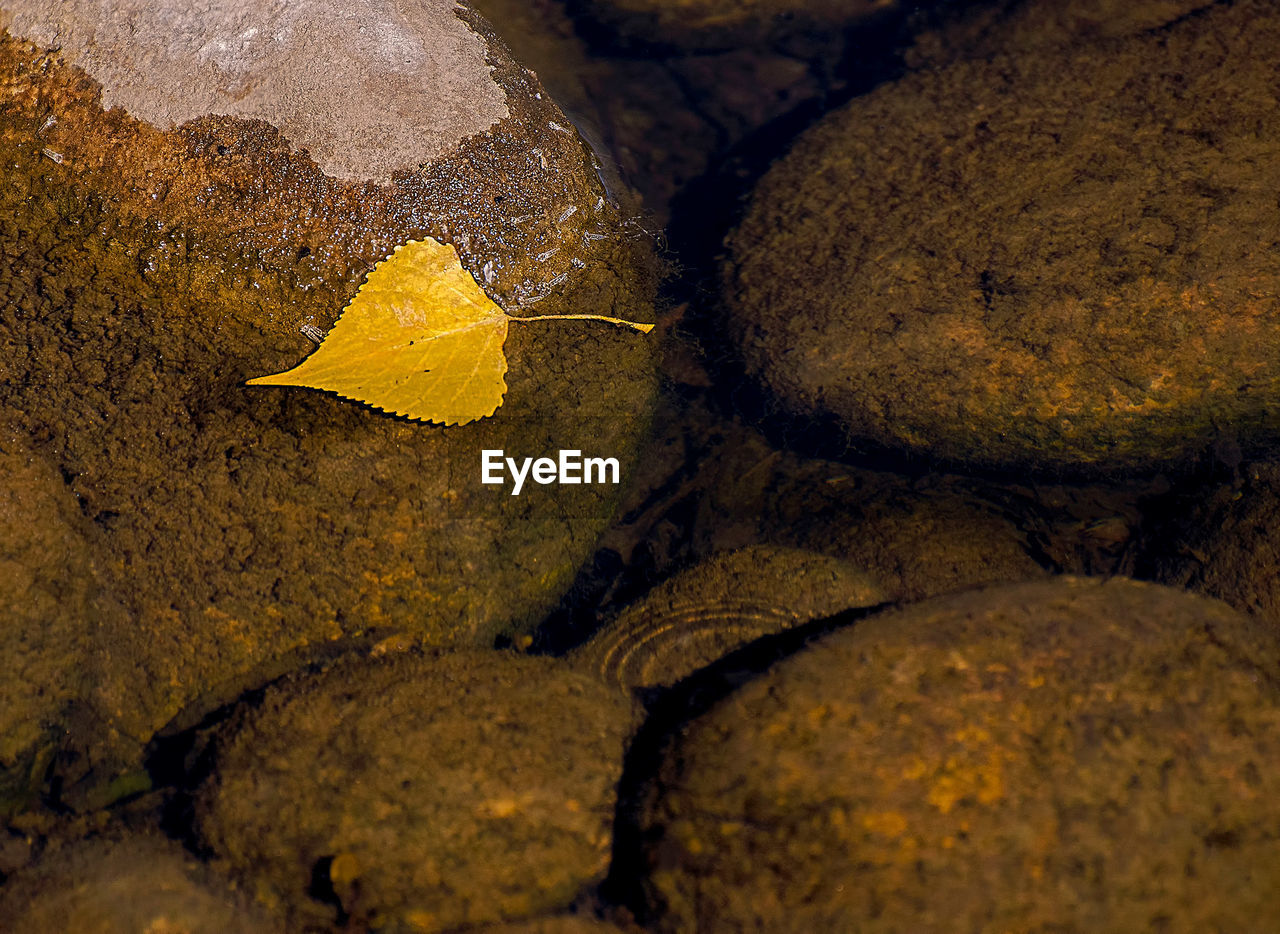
left=196, top=650, right=637, bottom=933
left=724, top=0, right=1280, bottom=474
left=909, top=0, right=1216, bottom=66
left=0, top=424, right=94, bottom=815
left=0, top=831, right=283, bottom=933
left=0, top=0, right=657, bottom=764
left=640, top=577, right=1280, bottom=931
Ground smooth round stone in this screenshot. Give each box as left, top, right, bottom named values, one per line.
left=196, top=650, right=637, bottom=933
left=570, top=0, right=897, bottom=50
left=0, top=832, right=282, bottom=933
left=640, top=577, right=1280, bottom=932
left=725, top=0, right=1280, bottom=472
left=571, top=545, right=885, bottom=691
left=0, top=424, right=93, bottom=814
left=0, top=0, right=657, bottom=758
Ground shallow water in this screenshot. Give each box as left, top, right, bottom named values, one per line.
left=468, top=0, right=1190, bottom=648
left=4, top=0, right=1279, bottom=930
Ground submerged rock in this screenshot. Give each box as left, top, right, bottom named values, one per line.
left=724, top=0, right=1280, bottom=473
left=0, top=832, right=283, bottom=933
left=0, top=0, right=657, bottom=776
left=571, top=545, right=885, bottom=691
left=571, top=0, right=897, bottom=51
left=668, top=422, right=1048, bottom=602
left=639, top=577, right=1280, bottom=932
left=196, top=650, right=637, bottom=933
left=909, top=0, right=1217, bottom=66
left=0, top=424, right=93, bottom=815
left=753, top=458, right=1052, bottom=601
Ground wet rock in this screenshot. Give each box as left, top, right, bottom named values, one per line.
left=471, top=0, right=838, bottom=226
left=638, top=577, right=1280, bottom=932
left=4, top=0, right=509, bottom=185
left=0, top=0, right=657, bottom=772
left=571, top=545, right=885, bottom=691
left=0, top=832, right=282, bottom=933
left=196, top=650, right=637, bottom=933
left=909, top=0, right=1216, bottom=66
left=0, top=424, right=93, bottom=815
left=724, top=0, right=1280, bottom=473
left=755, top=458, right=1051, bottom=601
left=669, top=422, right=1048, bottom=601
left=571, top=0, right=897, bottom=51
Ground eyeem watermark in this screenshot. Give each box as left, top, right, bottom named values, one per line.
left=481, top=449, right=620, bottom=495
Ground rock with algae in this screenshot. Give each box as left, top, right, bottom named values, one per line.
left=0, top=831, right=284, bottom=934
left=195, top=650, right=637, bottom=933
left=0, top=0, right=657, bottom=790
left=0, top=422, right=94, bottom=815
left=724, top=0, right=1280, bottom=473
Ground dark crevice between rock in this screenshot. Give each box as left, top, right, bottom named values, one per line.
left=306, top=855, right=350, bottom=927
left=529, top=457, right=713, bottom=655
left=642, top=13, right=999, bottom=481
left=146, top=684, right=272, bottom=861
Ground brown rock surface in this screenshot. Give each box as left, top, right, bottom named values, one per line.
left=910, top=0, right=1216, bottom=66
left=669, top=423, right=1049, bottom=601
left=725, top=0, right=1280, bottom=472
left=0, top=0, right=657, bottom=773
left=755, top=458, right=1051, bottom=601
left=1, top=0, right=508, bottom=184
left=196, top=650, right=637, bottom=933
left=570, top=545, right=885, bottom=691
left=0, top=832, right=283, bottom=933
left=0, top=423, right=93, bottom=814
left=640, top=577, right=1280, bottom=932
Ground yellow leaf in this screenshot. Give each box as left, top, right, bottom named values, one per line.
left=247, top=238, right=653, bottom=425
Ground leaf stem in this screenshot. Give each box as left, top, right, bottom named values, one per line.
left=511, top=313, right=655, bottom=333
